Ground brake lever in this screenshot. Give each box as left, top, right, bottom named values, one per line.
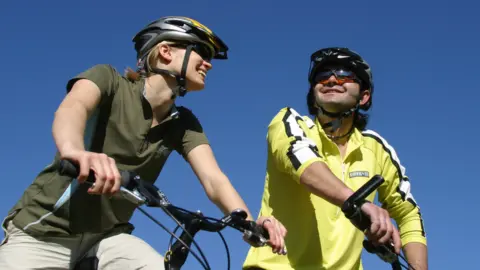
left=126, top=175, right=171, bottom=207
left=225, top=209, right=268, bottom=247
left=243, top=229, right=267, bottom=247
left=363, top=240, right=399, bottom=264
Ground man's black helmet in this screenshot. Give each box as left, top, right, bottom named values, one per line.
left=308, top=47, right=374, bottom=110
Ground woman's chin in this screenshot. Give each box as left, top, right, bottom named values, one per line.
left=186, top=80, right=206, bottom=92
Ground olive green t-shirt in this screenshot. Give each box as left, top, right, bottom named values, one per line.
left=8, top=64, right=209, bottom=236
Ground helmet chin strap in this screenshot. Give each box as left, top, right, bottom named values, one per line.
left=316, top=102, right=360, bottom=140
left=146, top=45, right=194, bottom=99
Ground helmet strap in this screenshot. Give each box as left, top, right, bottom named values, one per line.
left=176, top=44, right=193, bottom=97
left=316, top=102, right=360, bottom=140
left=145, top=45, right=194, bottom=99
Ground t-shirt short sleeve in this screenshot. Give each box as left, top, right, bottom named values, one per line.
left=66, top=64, right=119, bottom=104
left=174, top=107, right=209, bottom=158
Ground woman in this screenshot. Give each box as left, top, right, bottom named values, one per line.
left=0, top=16, right=286, bottom=270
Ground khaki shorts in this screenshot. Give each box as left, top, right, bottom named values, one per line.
left=0, top=214, right=165, bottom=270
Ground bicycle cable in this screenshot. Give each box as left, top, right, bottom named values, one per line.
left=157, top=205, right=212, bottom=269
left=136, top=206, right=210, bottom=269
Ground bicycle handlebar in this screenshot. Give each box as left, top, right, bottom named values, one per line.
left=57, top=159, right=269, bottom=270
left=341, top=175, right=412, bottom=270
left=341, top=175, right=384, bottom=231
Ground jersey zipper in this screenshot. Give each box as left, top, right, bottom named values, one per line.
left=336, top=162, right=346, bottom=217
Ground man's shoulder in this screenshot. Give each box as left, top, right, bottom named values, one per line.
left=268, top=107, right=315, bottom=128
left=270, top=106, right=307, bottom=118
left=361, top=129, right=400, bottom=156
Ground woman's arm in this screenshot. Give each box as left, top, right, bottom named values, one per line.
left=186, top=144, right=287, bottom=254
left=53, top=79, right=101, bottom=157
left=185, top=144, right=253, bottom=219
left=53, top=78, right=121, bottom=194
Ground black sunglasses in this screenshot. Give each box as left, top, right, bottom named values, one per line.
left=314, top=68, right=361, bottom=85
left=170, top=43, right=213, bottom=61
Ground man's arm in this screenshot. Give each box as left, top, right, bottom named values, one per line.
left=366, top=130, right=428, bottom=267
left=299, top=162, right=354, bottom=206
left=269, top=108, right=401, bottom=251
left=403, top=242, right=428, bottom=270
left=270, top=109, right=395, bottom=214
left=268, top=107, right=354, bottom=205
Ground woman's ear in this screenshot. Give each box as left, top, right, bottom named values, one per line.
left=157, top=43, right=173, bottom=63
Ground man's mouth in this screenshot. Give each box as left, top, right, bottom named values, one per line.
left=321, top=87, right=344, bottom=94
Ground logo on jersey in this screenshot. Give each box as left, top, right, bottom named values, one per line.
left=349, top=171, right=370, bottom=178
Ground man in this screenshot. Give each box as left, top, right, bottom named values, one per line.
left=243, top=47, right=427, bottom=269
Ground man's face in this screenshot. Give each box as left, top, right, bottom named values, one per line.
left=312, top=65, right=370, bottom=113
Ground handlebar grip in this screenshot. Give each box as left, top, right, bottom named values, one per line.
left=58, top=159, right=133, bottom=187
left=341, top=175, right=385, bottom=232
left=346, top=175, right=385, bottom=204
left=58, top=159, right=80, bottom=178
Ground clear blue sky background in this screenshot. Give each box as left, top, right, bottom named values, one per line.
left=0, top=0, right=477, bottom=269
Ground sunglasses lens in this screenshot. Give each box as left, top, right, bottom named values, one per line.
left=335, top=69, right=356, bottom=78
left=314, top=70, right=334, bottom=83
left=194, top=44, right=213, bottom=61
left=314, top=69, right=357, bottom=84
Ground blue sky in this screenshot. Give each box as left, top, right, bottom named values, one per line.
left=0, top=0, right=477, bottom=269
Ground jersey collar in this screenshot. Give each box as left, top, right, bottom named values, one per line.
left=315, top=117, right=364, bottom=159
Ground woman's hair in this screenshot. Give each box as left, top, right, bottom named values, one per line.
left=125, top=41, right=177, bottom=82
left=125, top=67, right=142, bottom=81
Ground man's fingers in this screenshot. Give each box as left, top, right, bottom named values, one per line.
left=273, top=220, right=283, bottom=254
left=360, top=202, right=400, bottom=254
left=268, top=221, right=281, bottom=253
left=392, top=227, right=402, bottom=254
left=263, top=219, right=277, bottom=247
left=276, top=220, right=287, bottom=255
left=378, top=217, right=394, bottom=244
left=270, top=218, right=287, bottom=255
left=369, top=220, right=380, bottom=241
left=262, top=218, right=286, bottom=254
left=280, top=223, right=288, bottom=238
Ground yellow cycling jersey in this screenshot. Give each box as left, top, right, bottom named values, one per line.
left=243, top=107, right=426, bottom=270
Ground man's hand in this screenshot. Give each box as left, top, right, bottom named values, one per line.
left=253, top=216, right=287, bottom=255
left=361, top=202, right=402, bottom=254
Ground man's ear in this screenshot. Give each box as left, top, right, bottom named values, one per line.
left=359, top=89, right=371, bottom=106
